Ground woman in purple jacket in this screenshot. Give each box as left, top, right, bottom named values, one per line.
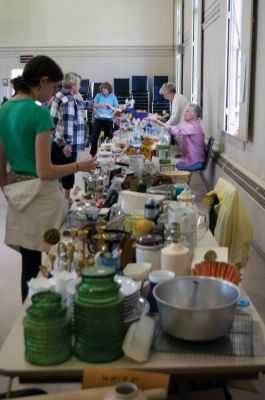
left=147, top=103, right=205, bottom=171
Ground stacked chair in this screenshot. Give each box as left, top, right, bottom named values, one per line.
left=131, top=75, right=150, bottom=112
left=113, top=78, right=130, bottom=104
left=152, top=75, right=170, bottom=114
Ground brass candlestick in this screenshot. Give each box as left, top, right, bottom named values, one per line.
left=39, top=265, right=48, bottom=278
left=76, top=259, right=86, bottom=276
left=85, top=254, right=95, bottom=267
left=70, top=227, right=78, bottom=242
left=57, top=241, right=69, bottom=271
left=66, top=242, right=75, bottom=271
left=48, top=253, right=56, bottom=271
left=93, top=221, right=107, bottom=252
left=78, top=229, right=89, bottom=261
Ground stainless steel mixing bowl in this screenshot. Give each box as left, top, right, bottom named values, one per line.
left=153, top=276, right=241, bottom=341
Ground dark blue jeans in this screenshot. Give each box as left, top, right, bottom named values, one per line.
left=90, top=119, right=114, bottom=156
left=20, top=247, right=42, bottom=303
left=176, top=161, right=204, bottom=171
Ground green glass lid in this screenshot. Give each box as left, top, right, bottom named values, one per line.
left=81, top=266, right=115, bottom=278
left=31, top=291, right=62, bottom=306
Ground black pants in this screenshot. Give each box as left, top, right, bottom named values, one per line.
left=20, top=247, right=42, bottom=303
left=90, top=119, right=114, bottom=156
left=51, top=141, right=77, bottom=190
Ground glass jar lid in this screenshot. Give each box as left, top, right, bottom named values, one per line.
left=31, top=291, right=61, bottom=309
left=27, top=291, right=66, bottom=319
left=81, top=266, right=115, bottom=278
left=136, top=234, right=163, bottom=246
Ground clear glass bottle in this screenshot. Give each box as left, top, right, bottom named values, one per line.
left=23, top=291, right=72, bottom=366
left=74, top=266, right=124, bottom=362
left=161, top=222, right=190, bottom=276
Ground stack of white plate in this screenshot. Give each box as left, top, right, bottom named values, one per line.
left=66, top=277, right=81, bottom=322
left=28, top=276, right=56, bottom=300
left=51, top=270, right=77, bottom=305
left=114, top=276, right=150, bottom=330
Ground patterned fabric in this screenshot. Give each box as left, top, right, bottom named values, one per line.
left=50, top=88, right=93, bottom=152
left=6, top=171, right=36, bottom=185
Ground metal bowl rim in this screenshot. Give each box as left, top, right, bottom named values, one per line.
left=153, top=276, right=241, bottom=311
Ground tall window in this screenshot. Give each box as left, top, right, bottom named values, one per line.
left=224, top=0, right=253, bottom=141
left=174, top=0, right=183, bottom=94
left=191, top=0, right=202, bottom=105
left=225, top=0, right=242, bottom=135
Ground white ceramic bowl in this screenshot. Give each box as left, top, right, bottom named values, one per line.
left=123, top=262, right=152, bottom=281
left=118, top=190, right=165, bottom=213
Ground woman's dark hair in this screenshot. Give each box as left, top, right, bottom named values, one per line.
left=100, top=82, right=113, bottom=93
left=12, top=55, right=63, bottom=93
left=10, top=77, right=21, bottom=96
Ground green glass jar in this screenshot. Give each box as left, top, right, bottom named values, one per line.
left=23, top=291, right=72, bottom=366
left=74, top=266, right=124, bottom=363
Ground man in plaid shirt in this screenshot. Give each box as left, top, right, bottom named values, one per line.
left=50, top=72, right=108, bottom=200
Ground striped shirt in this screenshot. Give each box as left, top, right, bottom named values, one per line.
left=50, top=88, right=93, bottom=152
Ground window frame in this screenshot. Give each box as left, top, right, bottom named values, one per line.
left=224, top=0, right=253, bottom=142
left=174, top=0, right=184, bottom=94
left=191, top=0, right=203, bottom=105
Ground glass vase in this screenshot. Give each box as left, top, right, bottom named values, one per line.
left=74, top=266, right=124, bottom=362
left=23, top=291, right=72, bottom=366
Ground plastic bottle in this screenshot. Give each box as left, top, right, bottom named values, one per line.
left=161, top=222, right=190, bottom=276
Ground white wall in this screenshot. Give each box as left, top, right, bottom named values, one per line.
left=201, top=1, right=226, bottom=145
left=199, top=0, right=265, bottom=253
left=0, top=0, right=173, bottom=47
left=0, top=0, right=175, bottom=98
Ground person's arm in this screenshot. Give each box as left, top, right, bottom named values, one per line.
left=169, top=124, right=182, bottom=138
left=35, top=131, right=99, bottom=180
left=76, top=93, right=110, bottom=110
left=145, top=114, right=170, bottom=130
left=0, top=140, right=7, bottom=189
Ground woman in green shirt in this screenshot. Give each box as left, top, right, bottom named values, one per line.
left=0, top=55, right=99, bottom=302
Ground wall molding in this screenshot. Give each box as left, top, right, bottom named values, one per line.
left=0, top=45, right=175, bottom=58
left=203, top=1, right=221, bottom=30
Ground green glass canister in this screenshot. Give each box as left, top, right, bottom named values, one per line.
left=23, top=291, right=72, bottom=366
left=74, top=266, right=124, bottom=363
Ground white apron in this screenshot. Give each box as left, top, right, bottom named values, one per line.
left=3, top=179, right=67, bottom=253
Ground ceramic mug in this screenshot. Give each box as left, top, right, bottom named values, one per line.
left=140, top=269, right=175, bottom=313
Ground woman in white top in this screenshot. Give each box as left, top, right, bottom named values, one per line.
left=159, top=82, right=189, bottom=126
